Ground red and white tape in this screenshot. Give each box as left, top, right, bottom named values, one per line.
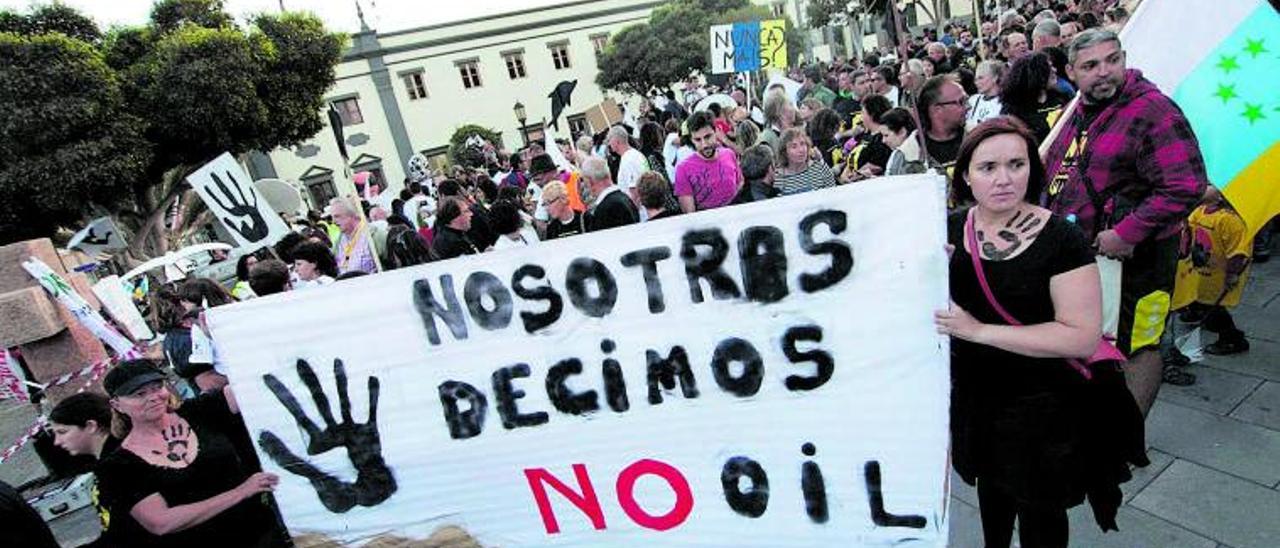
left=0, top=361, right=109, bottom=464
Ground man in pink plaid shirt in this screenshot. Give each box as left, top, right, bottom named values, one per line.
left=1044, top=29, right=1208, bottom=413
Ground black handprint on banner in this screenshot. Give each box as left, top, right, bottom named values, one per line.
left=206, top=170, right=270, bottom=242
left=258, top=359, right=397, bottom=513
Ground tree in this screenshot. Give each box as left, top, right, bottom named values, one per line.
left=448, top=125, right=502, bottom=169
left=597, top=0, right=805, bottom=96
left=0, top=3, right=344, bottom=257
left=0, top=3, right=101, bottom=43
left=0, top=32, right=151, bottom=242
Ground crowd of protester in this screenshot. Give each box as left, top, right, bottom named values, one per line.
left=24, top=0, right=1279, bottom=547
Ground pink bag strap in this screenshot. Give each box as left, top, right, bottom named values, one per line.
left=964, top=209, right=1093, bottom=379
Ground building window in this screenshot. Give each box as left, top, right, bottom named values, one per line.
left=331, top=97, right=363, bottom=126
left=771, top=3, right=784, bottom=17
left=403, top=72, right=428, bottom=100
left=457, top=60, right=482, bottom=89
left=549, top=43, right=571, bottom=70
left=503, top=52, right=527, bottom=79
left=590, top=33, right=610, bottom=55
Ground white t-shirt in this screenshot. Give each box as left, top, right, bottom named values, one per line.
left=967, top=94, right=1003, bottom=128
left=662, top=134, right=680, bottom=181
left=492, top=226, right=540, bottom=251
left=616, top=148, right=648, bottom=195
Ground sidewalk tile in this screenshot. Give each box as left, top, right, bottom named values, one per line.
left=1230, top=381, right=1280, bottom=432
left=1132, top=459, right=1280, bottom=548
left=1146, top=401, right=1280, bottom=485
left=1066, top=505, right=1217, bottom=548
left=1200, top=338, right=1280, bottom=382
left=1239, top=277, right=1280, bottom=308
left=1159, top=365, right=1264, bottom=416
left=1124, top=448, right=1174, bottom=502
left=1231, top=303, right=1280, bottom=343
left=947, top=497, right=984, bottom=548
left=950, top=470, right=977, bottom=508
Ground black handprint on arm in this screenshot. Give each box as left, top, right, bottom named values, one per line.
left=206, top=171, right=270, bottom=242
left=257, top=359, right=396, bottom=513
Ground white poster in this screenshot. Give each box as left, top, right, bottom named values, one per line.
left=68, top=216, right=127, bottom=256
left=92, top=275, right=155, bottom=341
left=211, top=174, right=953, bottom=547
left=709, top=24, right=735, bottom=75
left=187, top=152, right=291, bottom=250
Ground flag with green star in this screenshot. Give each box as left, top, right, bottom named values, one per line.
left=1124, top=1, right=1280, bottom=239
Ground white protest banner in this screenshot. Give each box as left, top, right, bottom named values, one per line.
left=211, top=174, right=952, bottom=546
left=187, top=152, right=291, bottom=250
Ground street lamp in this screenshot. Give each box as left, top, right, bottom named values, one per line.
left=513, top=101, right=528, bottom=146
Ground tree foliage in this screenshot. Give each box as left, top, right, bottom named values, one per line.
left=0, top=3, right=344, bottom=253
left=0, top=3, right=101, bottom=43
left=596, top=0, right=805, bottom=96
left=448, top=125, right=502, bottom=169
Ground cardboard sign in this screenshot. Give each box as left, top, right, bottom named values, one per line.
left=68, top=217, right=127, bottom=257
left=584, top=98, right=624, bottom=134
left=210, top=175, right=952, bottom=546
left=187, top=153, right=291, bottom=250
left=91, top=275, right=154, bottom=342
left=710, top=20, right=788, bottom=74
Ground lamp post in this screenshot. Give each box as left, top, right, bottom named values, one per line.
left=513, top=101, right=528, bottom=147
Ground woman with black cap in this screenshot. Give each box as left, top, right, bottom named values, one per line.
left=94, top=360, right=285, bottom=547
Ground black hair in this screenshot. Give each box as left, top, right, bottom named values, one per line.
left=476, top=177, right=498, bottom=204
left=687, top=110, right=716, bottom=135
left=496, top=185, right=523, bottom=203
left=178, top=278, right=234, bottom=308
left=880, top=107, right=918, bottom=134
left=807, top=108, right=842, bottom=148
left=874, top=64, right=899, bottom=87
left=861, top=94, right=893, bottom=124
left=273, top=231, right=307, bottom=263
left=1000, top=51, right=1053, bottom=111
left=234, top=254, right=256, bottom=282
left=249, top=259, right=290, bottom=296
left=639, top=121, right=665, bottom=156
left=437, top=179, right=463, bottom=198
left=435, top=197, right=468, bottom=231
left=50, top=392, right=112, bottom=429
left=488, top=200, right=523, bottom=235
left=915, top=74, right=958, bottom=134
left=289, top=240, right=339, bottom=278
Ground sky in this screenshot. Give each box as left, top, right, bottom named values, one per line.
left=0, top=0, right=573, bottom=34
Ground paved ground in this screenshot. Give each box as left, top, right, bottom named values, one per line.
left=949, top=252, right=1280, bottom=548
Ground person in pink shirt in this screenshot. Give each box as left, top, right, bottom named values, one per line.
left=674, top=111, right=743, bottom=213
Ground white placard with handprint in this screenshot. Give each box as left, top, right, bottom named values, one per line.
left=211, top=175, right=952, bottom=547
left=187, top=152, right=291, bottom=250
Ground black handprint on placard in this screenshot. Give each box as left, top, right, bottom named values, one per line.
left=83, top=227, right=113, bottom=246
left=206, top=170, right=270, bottom=242
left=258, top=358, right=396, bottom=513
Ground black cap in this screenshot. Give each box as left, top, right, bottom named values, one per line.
left=103, top=360, right=167, bottom=398
left=529, top=154, right=557, bottom=176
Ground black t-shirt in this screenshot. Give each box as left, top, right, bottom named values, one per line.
left=545, top=211, right=586, bottom=240
left=925, top=132, right=964, bottom=167
left=948, top=209, right=1095, bottom=395
left=430, top=226, right=479, bottom=261
left=96, top=393, right=276, bottom=548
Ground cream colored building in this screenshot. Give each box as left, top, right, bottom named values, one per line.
left=255, top=0, right=665, bottom=208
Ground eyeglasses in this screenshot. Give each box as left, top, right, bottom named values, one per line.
left=933, top=97, right=969, bottom=109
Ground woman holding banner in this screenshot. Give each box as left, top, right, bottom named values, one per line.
left=95, top=360, right=286, bottom=547
left=935, top=117, right=1146, bottom=547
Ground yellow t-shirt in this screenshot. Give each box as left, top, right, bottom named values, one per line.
left=1172, top=205, right=1252, bottom=309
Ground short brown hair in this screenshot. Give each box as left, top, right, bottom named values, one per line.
left=950, top=116, right=1046, bottom=204
left=636, top=172, right=671, bottom=210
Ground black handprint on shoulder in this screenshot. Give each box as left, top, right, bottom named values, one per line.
left=978, top=210, right=1045, bottom=260
left=206, top=170, right=270, bottom=242
left=258, top=358, right=396, bottom=513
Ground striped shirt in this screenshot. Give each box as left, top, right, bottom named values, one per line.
left=776, top=160, right=837, bottom=197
